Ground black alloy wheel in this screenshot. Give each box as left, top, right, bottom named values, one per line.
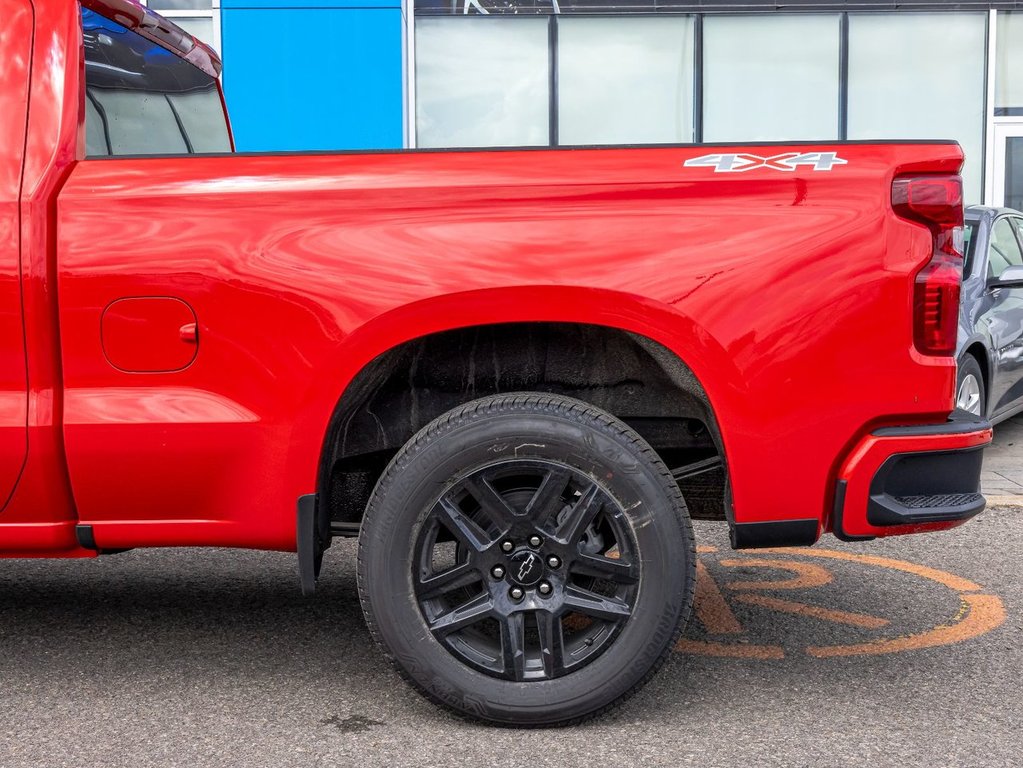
left=413, top=458, right=640, bottom=682
left=357, top=393, right=695, bottom=727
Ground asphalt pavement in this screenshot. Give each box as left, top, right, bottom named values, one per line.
left=1, top=422, right=1021, bottom=768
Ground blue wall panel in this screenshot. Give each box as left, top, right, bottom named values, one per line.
left=221, top=4, right=404, bottom=152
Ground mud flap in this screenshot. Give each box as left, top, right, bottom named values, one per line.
left=297, top=493, right=330, bottom=596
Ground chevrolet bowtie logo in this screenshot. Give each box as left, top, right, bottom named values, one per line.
left=518, top=553, right=538, bottom=582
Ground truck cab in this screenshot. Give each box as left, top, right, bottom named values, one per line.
left=1, top=0, right=231, bottom=553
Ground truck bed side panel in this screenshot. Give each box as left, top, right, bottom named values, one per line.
left=55, top=144, right=960, bottom=549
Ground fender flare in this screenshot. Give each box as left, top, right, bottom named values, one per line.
left=281, top=285, right=746, bottom=497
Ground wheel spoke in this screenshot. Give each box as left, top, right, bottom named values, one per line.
left=526, top=466, right=572, bottom=523
left=535, top=610, right=565, bottom=679
left=417, top=561, right=480, bottom=601
left=571, top=552, right=639, bottom=585
left=428, top=591, right=494, bottom=636
left=436, top=497, right=493, bottom=553
left=465, top=475, right=520, bottom=526
left=554, top=482, right=604, bottom=545
left=957, top=376, right=982, bottom=415
left=415, top=455, right=643, bottom=684
left=563, top=585, right=632, bottom=622
left=500, top=612, right=527, bottom=681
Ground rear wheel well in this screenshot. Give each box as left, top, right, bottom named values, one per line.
left=320, top=323, right=729, bottom=526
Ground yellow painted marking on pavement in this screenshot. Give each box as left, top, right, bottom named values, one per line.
left=694, top=560, right=743, bottom=635
left=807, top=593, right=1005, bottom=658
left=732, top=593, right=890, bottom=630
left=757, top=548, right=985, bottom=593
left=721, top=558, right=833, bottom=591
left=677, top=547, right=1005, bottom=660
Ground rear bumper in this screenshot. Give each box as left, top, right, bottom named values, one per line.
left=833, top=413, right=993, bottom=540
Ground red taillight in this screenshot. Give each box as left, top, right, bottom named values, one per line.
left=892, top=175, right=964, bottom=356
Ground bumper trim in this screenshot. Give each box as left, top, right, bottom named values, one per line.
left=834, top=416, right=993, bottom=539
left=832, top=479, right=875, bottom=542
left=866, top=443, right=986, bottom=527
left=873, top=410, right=992, bottom=438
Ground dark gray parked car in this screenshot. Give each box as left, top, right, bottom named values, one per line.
left=957, top=205, right=1023, bottom=422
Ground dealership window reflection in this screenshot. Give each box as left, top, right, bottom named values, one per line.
left=416, top=18, right=550, bottom=148
left=557, top=18, right=695, bottom=145
left=703, top=15, right=840, bottom=142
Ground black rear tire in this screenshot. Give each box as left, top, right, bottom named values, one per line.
left=357, top=393, right=695, bottom=727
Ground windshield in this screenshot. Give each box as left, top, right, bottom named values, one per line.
left=82, top=8, right=231, bottom=157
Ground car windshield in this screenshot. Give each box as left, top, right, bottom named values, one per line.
left=964, top=219, right=978, bottom=277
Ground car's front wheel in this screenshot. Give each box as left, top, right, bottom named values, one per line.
left=357, top=393, right=695, bottom=726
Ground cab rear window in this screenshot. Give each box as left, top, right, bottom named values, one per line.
left=82, top=8, right=231, bottom=157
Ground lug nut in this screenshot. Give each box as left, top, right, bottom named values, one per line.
left=528, top=535, right=543, bottom=548
left=510, top=587, right=524, bottom=601
left=538, top=582, right=552, bottom=596
left=501, top=540, right=514, bottom=553
left=547, top=555, right=561, bottom=569
left=491, top=565, right=505, bottom=579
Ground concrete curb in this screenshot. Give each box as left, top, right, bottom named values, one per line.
left=985, top=495, right=1023, bottom=508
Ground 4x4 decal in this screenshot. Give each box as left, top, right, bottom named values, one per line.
left=684, top=152, right=848, bottom=173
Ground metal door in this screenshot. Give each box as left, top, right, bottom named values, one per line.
left=0, top=1, right=32, bottom=511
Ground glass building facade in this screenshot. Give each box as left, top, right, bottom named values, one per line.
left=139, top=1, right=1023, bottom=208
left=412, top=4, right=995, bottom=203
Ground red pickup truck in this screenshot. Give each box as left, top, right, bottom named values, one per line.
left=2, top=0, right=993, bottom=726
